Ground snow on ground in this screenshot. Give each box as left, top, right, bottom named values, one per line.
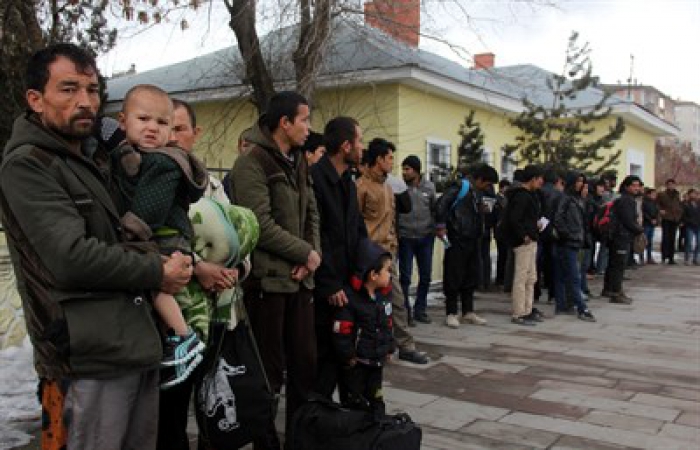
left=0, top=337, right=40, bottom=450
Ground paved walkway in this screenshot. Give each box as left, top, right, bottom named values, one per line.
left=7, top=263, right=700, bottom=449
left=384, top=262, right=700, bottom=449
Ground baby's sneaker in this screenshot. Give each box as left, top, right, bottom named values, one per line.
left=161, top=329, right=205, bottom=367
left=160, top=353, right=203, bottom=389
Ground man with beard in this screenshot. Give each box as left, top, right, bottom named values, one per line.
left=0, top=43, right=192, bottom=449
left=310, top=116, right=368, bottom=398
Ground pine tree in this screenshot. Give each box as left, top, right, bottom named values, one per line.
left=456, top=110, right=486, bottom=171
left=504, top=31, right=625, bottom=175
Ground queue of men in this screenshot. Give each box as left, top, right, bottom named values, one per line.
left=1, top=43, right=695, bottom=450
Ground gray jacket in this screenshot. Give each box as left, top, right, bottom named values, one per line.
left=398, top=177, right=437, bottom=239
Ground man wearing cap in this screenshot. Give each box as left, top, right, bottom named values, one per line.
left=398, top=155, right=437, bottom=325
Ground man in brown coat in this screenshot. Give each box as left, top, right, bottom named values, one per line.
left=656, top=178, right=683, bottom=264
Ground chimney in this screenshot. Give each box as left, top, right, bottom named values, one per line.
left=472, top=53, right=495, bottom=70
left=364, top=0, right=420, bottom=48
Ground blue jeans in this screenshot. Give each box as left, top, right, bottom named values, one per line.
left=643, top=225, right=655, bottom=260
left=686, top=226, right=700, bottom=263
left=580, top=248, right=591, bottom=293
left=398, top=235, right=435, bottom=317
left=596, top=241, right=609, bottom=275
left=554, top=245, right=587, bottom=313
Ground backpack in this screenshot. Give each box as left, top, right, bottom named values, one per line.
left=592, top=200, right=616, bottom=242
left=195, top=302, right=275, bottom=449
left=288, top=396, right=422, bottom=450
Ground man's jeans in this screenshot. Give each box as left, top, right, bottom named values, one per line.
left=685, top=226, right=700, bottom=263
left=398, top=235, right=435, bottom=317
left=643, top=225, right=655, bottom=261
left=596, top=241, right=609, bottom=275
left=554, top=245, right=587, bottom=313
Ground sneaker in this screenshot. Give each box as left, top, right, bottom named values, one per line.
left=461, top=312, right=487, bottom=325
left=398, top=350, right=429, bottom=364
left=414, top=312, right=432, bottom=324
left=531, top=308, right=546, bottom=319
left=160, top=353, right=203, bottom=390
left=578, top=310, right=596, bottom=322
left=511, top=316, right=537, bottom=326
left=445, top=314, right=460, bottom=328
left=161, top=329, right=205, bottom=367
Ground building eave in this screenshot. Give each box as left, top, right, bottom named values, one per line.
left=611, top=103, right=679, bottom=137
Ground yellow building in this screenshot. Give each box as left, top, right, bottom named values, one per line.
left=106, top=21, right=676, bottom=187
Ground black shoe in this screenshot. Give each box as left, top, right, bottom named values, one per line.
left=610, top=295, right=632, bottom=304
left=529, top=308, right=545, bottom=321
left=511, top=316, right=537, bottom=326
left=578, top=310, right=596, bottom=322
left=525, top=312, right=543, bottom=322
left=398, top=350, right=429, bottom=365
left=414, top=312, right=432, bottom=324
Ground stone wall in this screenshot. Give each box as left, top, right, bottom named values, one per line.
left=0, top=244, right=27, bottom=349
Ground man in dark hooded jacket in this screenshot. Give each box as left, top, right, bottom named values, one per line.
left=552, top=171, right=596, bottom=322
left=603, top=176, right=644, bottom=303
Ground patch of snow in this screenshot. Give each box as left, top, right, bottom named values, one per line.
left=0, top=337, right=39, bottom=449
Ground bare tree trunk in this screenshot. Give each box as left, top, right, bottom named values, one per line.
left=224, top=0, right=275, bottom=113
left=293, top=0, right=334, bottom=105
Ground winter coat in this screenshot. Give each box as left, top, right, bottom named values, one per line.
left=0, top=114, right=163, bottom=379
left=332, top=286, right=395, bottom=367
left=435, top=179, right=484, bottom=243
left=554, top=194, right=586, bottom=249
left=357, top=170, right=397, bottom=255
left=657, top=189, right=683, bottom=223
left=229, top=118, right=320, bottom=293
left=642, top=197, right=660, bottom=227
left=612, top=192, right=644, bottom=246
left=683, top=200, right=700, bottom=228
left=503, top=186, right=541, bottom=248
left=398, top=177, right=436, bottom=239
left=311, top=154, right=368, bottom=300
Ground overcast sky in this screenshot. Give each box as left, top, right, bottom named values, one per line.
left=99, top=0, right=700, bottom=103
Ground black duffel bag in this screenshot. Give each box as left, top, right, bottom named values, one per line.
left=287, top=395, right=422, bottom=450
left=194, top=298, right=274, bottom=449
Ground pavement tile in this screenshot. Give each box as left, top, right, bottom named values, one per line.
left=382, top=386, right=439, bottom=407
left=424, top=396, right=510, bottom=421
left=461, top=419, right=560, bottom=448
left=530, top=388, right=681, bottom=421
left=580, top=410, right=664, bottom=433
left=501, top=412, right=691, bottom=449
left=658, top=422, right=700, bottom=442
left=565, top=348, right=700, bottom=372
left=420, top=424, right=537, bottom=450
left=605, top=369, right=700, bottom=390
left=535, top=380, right=635, bottom=400
left=549, top=435, right=638, bottom=450
left=674, top=411, right=700, bottom=427
left=521, top=366, right=618, bottom=388
left=659, top=385, right=700, bottom=402
left=439, top=355, right=528, bottom=374
left=614, top=379, right=663, bottom=394
left=630, top=392, right=700, bottom=413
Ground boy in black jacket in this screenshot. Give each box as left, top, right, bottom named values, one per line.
left=333, top=239, right=395, bottom=417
